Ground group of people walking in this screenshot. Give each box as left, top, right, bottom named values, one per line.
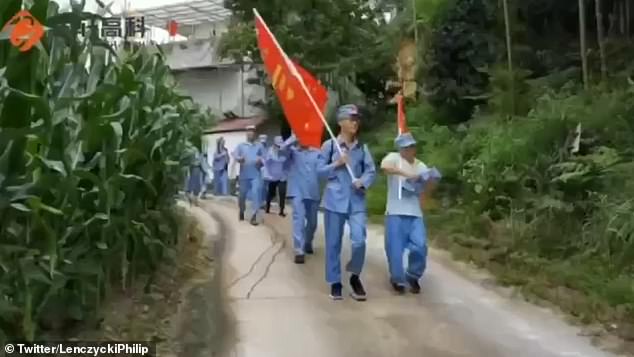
left=210, top=104, right=441, bottom=301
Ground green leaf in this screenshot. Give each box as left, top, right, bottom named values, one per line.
left=151, top=138, right=166, bottom=156
left=10, top=203, right=31, bottom=212
left=110, top=122, right=123, bottom=149
left=37, top=157, right=67, bottom=176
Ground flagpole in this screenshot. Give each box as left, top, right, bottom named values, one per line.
left=397, top=94, right=403, bottom=200
left=253, top=8, right=357, bottom=181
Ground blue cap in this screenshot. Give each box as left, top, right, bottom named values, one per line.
left=395, top=132, right=416, bottom=148
left=274, top=136, right=283, bottom=146
left=336, top=104, right=360, bottom=122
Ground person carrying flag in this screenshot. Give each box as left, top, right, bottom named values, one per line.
left=380, top=132, right=441, bottom=294
left=280, top=133, right=321, bottom=264
left=233, top=126, right=266, bottom=226
left=318, top=104, right=376, bottom=301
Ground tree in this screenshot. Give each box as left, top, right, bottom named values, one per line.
left=579, top=0, right=589, bottom=89
left=220, top=0, right=394, bottom=108
left=423, top=0, right=498, bottom=122
left=595, top=0, right=608, bottom=81
left=502, top=0, right=514, bottom=114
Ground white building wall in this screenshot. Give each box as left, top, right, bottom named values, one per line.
left=174, top=66, right=266, bottom=118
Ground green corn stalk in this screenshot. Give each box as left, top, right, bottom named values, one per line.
left=0, top=0, right=213, bottom=342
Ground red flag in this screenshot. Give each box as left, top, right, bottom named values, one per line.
left=168, top=20, right=178, bottom=36
left=254, top=11, right=327, bottom=148
left=397, top=94, right=409, bottom=134
left=295, top=62, right=328, bottom=114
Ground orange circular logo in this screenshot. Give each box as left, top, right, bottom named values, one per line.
left=2, top=10, right=45, bottom=52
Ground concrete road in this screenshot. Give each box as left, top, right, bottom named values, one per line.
left=206, top=199, right=617, bottom=357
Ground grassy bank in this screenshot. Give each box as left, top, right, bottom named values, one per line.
left=364, top=87, right=634, bottom=342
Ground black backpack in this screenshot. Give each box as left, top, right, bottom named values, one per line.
left=326, top=139, right=366, bottom=175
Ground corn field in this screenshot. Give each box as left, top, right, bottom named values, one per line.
left=0, top=0, right=211, bottom=342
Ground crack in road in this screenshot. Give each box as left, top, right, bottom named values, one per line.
left=245, top=240, right=286, bottom=299
left=244, top=220, right=287, bottom=299
left=226, top=239, right=276, bottom=289
left=225, top=207, right=278, bottom=290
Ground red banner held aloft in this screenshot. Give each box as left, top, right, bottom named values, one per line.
left=397, top=94, right=409, bottom=135
left=254, top=11, right=327, bottom=149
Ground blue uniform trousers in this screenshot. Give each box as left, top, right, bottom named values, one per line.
left=213, top=170, right=229, bottom=195
left=238, top=177, right=261, bottom=219
left=291, top=197, right=319, bottom=255
left=324, top=210, right=367, bottom=284
left=384, top=215, right=428, bottom=285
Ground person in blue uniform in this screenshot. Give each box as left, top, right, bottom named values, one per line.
left=233, top=126, right=266, bottom=226
left=258, top=134, right=270, bottom=209
left=186, top=149, right=205, bottom=200
left=280, top=134, right=321, bottom=264
left=318, top=104, right=376, bottom=301
left=212, top=137, right=230, bottom=196
left=381, top=132, right=441, bottom=294
left=201, top=152, right=212, bottom=197
left=265, top=136, right=289, bottom=216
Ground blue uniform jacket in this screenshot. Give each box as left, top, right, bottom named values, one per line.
left=232, top=141, right=265, bottom=180
left=317, top=137, right=376, bottom=214
left=281, top=135, right=321, bottom=201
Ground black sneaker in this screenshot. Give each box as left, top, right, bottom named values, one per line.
left=329, top=283, right=343, bottom=300
left=349, top=275, right=367, bottom=301
left=392, top=283, right=406, bottom=295
left=239, top=212, right=245, bottom=221
left=304, top=245, right=314, bottom=255
left=407, top=277, right=421, bottom=294
left=279, top=212, right=286, bottom=217
left=294, top=255, right=305, bottom=264
left=250, top=216, right=259, bottom=226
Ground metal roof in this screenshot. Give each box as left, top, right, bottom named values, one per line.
left=205, top=116, right=266, bottom=134
left=129, top=0, right=232, bottom=27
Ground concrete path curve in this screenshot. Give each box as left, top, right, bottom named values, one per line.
left=203, top=199, right=618, bottom=357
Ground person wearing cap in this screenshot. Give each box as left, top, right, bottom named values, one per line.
left=381, top=132, right=441, bottom=294
left=280, top=133, right=321, bottom=264
left=232, top=126, right=266, bottom=225
left=264, top=136, right=289, bottom=216
left=317, top=104, right=377, bottom=301
left=212, top=137, right=230, bottom=196
left=258, top=134, right=270, bottom=209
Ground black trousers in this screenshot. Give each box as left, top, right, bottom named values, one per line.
left=266, top=180, right=287, bottom=213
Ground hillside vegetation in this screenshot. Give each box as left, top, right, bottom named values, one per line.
left=220, top=0, right=634, bottom=337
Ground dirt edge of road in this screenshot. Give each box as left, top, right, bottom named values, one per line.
left=71, top=200, right=231, bottom=357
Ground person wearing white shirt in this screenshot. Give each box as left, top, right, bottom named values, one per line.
left=380, top=132, right=441, bottom=294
